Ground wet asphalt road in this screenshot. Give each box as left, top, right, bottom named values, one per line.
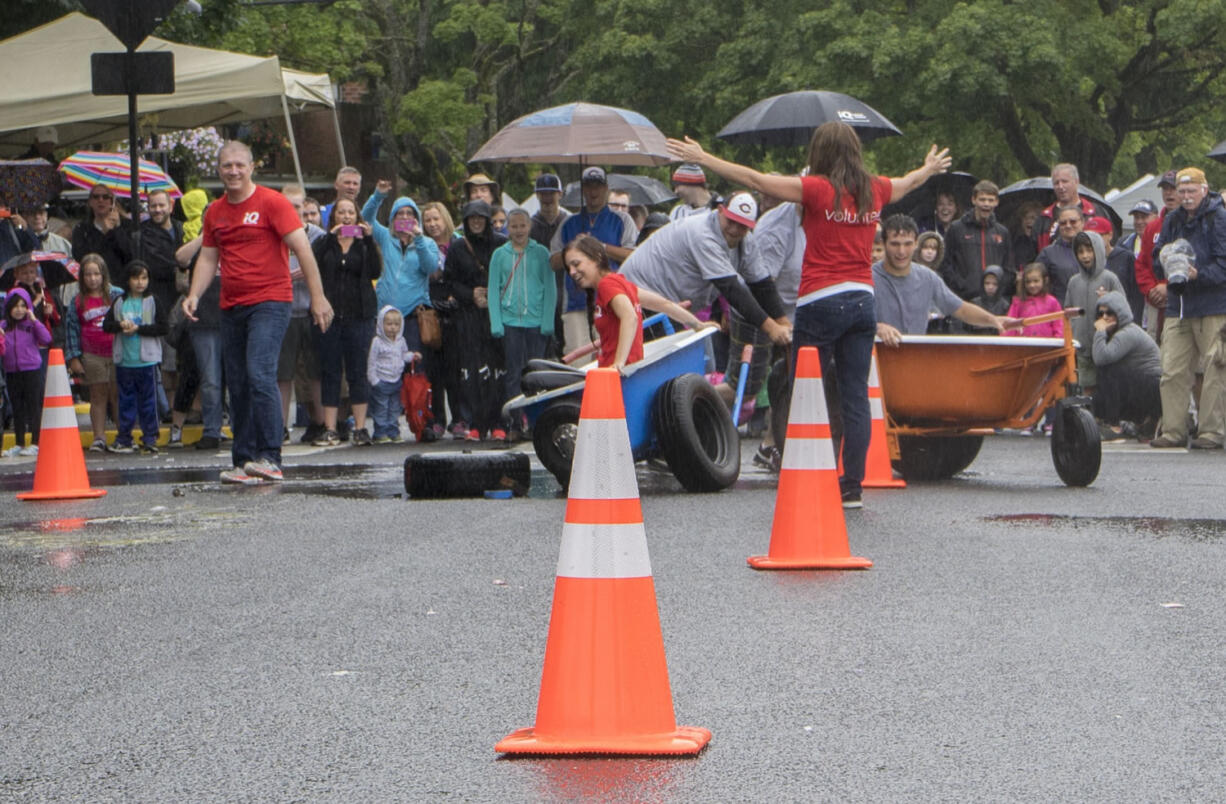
left=2, top=434, right=1226, bottom=801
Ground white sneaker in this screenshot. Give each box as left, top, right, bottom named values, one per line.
left=220, top=467, right=263, bottom=485
left=3, top=445, right=23, bottom=457
left=243, top=459, right=283, bottom=482
left=19, top=445, right=38, bottom=457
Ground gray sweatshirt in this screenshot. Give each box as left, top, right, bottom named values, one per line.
left=1091, top=290, right=1160, bottom=378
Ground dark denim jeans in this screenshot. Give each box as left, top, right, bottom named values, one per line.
left=221, top=302, right=291, bottom=467
left=313, top=317, right=375, bottom=407
left=190, top=328, right=224, bottom=439
left=792, top=291, right=876, bottom=495
left=115, top=365, right=159, bottom=447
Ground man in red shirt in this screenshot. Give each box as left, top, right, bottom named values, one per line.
left=183, top=141, right=333, bottom=483
left=1034, top=163, right=1114, bottom=251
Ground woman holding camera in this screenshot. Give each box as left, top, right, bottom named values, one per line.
left=310, top=198, right=381, bottom=446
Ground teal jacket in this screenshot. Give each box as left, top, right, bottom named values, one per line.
left=487, top=239, right=556, bottom=337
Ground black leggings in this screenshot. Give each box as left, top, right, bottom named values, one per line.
left=5, top=369, right=42, bottom=447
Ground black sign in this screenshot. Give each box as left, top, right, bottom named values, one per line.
left=81, top=0, right=182, bottom=49
left=91, top=52, right=175, bottom=96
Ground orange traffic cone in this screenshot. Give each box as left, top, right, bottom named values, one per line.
left=862, top=346, right=906, bottom=489
left=748, top=347, right=870, bottom=570
left=17, top=349, right=106, bottom=501
left=497, top=368, right=711, bottom=755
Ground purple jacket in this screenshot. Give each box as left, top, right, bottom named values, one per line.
left=2, top=287, right=52, bottom=372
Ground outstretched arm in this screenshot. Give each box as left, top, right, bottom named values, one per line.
left=667, top=137, right=803, bottom=202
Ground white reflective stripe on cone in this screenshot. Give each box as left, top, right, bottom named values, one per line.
left=787, top=377, right=829, bottom=425
left=43, top=365, right=71, bottom=398
left=40, top=404, right=79, bottom=430
left=568, top=418, right=639, bottom=500
left=556, top=522, right=653, bottom=579
left=781, top=437, right=837, bottom=471
left=869, top=397, right=883, bottom=419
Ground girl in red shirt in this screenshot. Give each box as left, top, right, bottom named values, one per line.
left=563, top=234, right=711, bottom=371
left=668, top=123, right=950, bottom=505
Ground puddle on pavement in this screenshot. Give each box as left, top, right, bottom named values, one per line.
left=0, top=460, right=779, bottom=502
left=986, top=513, right=1226, bottom=541
left=0, top=509, right=249, bottom=551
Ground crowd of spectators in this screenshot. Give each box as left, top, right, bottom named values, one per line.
left=2, top=131, right=1223, bottom=476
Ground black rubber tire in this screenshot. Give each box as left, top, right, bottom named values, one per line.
left=895, top=435, right=984, bottom=481
left=652, top=373, right=740, bottom=492
left=532, top=401, right=582, bottom=490
left=404, top=452, right=531, bottom=499
left=1051, top=403, right=1101, bottom=487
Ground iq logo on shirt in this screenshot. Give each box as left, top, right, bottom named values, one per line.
left=243, top=211, right=261, bottom=225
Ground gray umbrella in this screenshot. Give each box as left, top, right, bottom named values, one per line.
left=469, top=102, right=672, bottom=166
left=562, top=174, right=677, bottom=207
left=717, top=90, right=902, bottom=147
left=1208, top=140, right=1226, bottom=163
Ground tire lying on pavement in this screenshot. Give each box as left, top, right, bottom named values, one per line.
left=652, top=373, right=740, bottom=492
left=404, top=452, right=531, bottom=498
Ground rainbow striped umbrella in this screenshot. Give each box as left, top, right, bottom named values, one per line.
left=58, top=151, right=181, bottom=199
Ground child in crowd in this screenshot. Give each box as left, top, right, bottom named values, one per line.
left=367, top=306, right=421, bottom=443
left=489, top=208, right=555, bottom=438
left=871, top=225, right=886, bottom=265
left=65, top=253, right=122, bottom=452
left=1066, top=231, right=1123, bottom=392
left=964, top=265, right=1010, bottom=334
left=103, top=260, right=167, bottom=454
left=2, top=287, right=52, bottom=457
left=1005, top=264, right=1064, bottom=337
left=915, top=231, right=945, bottom=272
left=489, top=205, right=508, bottom=236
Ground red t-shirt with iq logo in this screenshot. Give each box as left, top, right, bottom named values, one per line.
left=202, top=185, right=300, bottom=309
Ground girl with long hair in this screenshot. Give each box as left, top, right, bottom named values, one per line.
left=668, top=122, right=950, bottom=506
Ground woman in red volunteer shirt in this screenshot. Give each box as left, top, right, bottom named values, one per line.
left=668, top=123, right=950, bottom=506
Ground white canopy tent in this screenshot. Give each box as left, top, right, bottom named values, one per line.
left=0, top=13, right=343, bottom=185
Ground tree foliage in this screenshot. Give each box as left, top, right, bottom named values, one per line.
left=10, top=0, right=1226, bottom=200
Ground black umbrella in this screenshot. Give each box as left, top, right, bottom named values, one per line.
left=1208, top=140, right=1226, bottom=163
left=997, top=177, right=1122, bottom=235
left=881, top=171, right=978, bottom=222
left=0, top=251, right=78, bottom=291
left=562, top=174, right=677, bottom=208
left=716, top=90, right=902, bottom=147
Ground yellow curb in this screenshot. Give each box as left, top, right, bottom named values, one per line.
left=3, top=425, right=233, bottom=450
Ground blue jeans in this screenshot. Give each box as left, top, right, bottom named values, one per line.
left=116, top=365, right=159, bottom=447
left=792, top=291, right=876, bottom=495
left=368, top=380, right=403, bottom=438
left=221, top=302, right=291, bottom=467
left=190, top=328, right=224, bottom=439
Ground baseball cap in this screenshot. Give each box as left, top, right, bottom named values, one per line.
left=34, top=125, right=58, bottom=145
left=1177, top=167, right=1207, bottom=185
left=1084, top=216, right=1113, bottom=235
left=580, top=166, right=607, bottom=185
left=720, top=191, right=758, bottom=229
left=671, top=164, right=706, bottom=186
left=534, top=173, right=562, bottom=193
left=1129, top=199, right=1158, bottom=216
left=1157, top=169, right=1179, bottom=189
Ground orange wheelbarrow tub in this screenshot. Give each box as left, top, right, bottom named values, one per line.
left=875, top=311, right=1100, bottom=486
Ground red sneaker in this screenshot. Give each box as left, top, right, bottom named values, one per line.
left=466, top=429, right=482, bottom=441
left=490, top=428, right=508, bottom=442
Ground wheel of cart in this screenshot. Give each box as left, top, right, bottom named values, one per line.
left=504, top=318, right=741, bottom=492
left=875, top=309, right=1100, bottom=486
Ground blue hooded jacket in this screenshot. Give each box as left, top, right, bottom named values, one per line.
left=363, top=191, right=441, bottom=316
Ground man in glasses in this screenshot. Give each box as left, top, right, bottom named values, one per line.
left=70, top=184, right=123, bottom=275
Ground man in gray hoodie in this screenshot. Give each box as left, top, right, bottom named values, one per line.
left=1092, top=290, right=1161, bottom=440
left=1066, top=230, right=1123, bottom=390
